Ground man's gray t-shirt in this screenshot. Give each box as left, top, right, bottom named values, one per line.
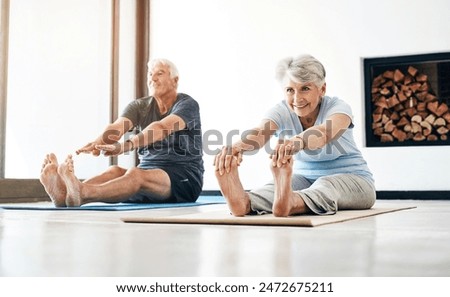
left=121, top=93, right=204, bottom=172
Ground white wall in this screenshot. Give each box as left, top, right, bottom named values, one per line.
left=150, top=0, right=450, bottom=191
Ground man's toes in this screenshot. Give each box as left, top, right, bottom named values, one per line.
left=41, top=154, right=57, bottom=172
left=48, top=153, right=58, bottom=164
left=68, top=159, right=74, bottom=169
left=43, top=156, right=50, bottom=166
left=63, top=155, right=75, bottom=173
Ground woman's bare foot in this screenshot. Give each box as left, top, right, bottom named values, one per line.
left=271, top=158, right=307, bottom=217
left=215, top=157, right=250, bottom=216
left=39, top=153, right=67, bottom=207
left=58, top=155, right=83, bottom=207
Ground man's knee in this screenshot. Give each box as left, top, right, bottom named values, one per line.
left=106, top=165, right=127, bottom=176
left=125, top=167, right=143, bottom=179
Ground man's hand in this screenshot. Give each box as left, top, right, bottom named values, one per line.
left=76, top=142, right=102, bottom=156
left=95, top=143, right=123, bottom=156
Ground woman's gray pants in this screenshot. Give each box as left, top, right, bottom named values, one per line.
left=247, top=174, right=376, bottom=215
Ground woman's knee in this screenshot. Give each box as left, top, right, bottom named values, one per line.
left=366, top=185, right=377, bottom=208
left=353, top=176, right=376, bottom=209
left=300, top=175, right=376, bottom=212
left=327, top=174, right=376, bottom=210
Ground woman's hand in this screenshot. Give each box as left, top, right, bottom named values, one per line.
left=213, top=146, right=243, bottom=175
left=270, top=136, right=303, bottom=167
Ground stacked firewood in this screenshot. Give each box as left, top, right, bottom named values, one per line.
left=371, top=66, right=450, bottom=142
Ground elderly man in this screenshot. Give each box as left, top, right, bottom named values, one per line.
left=40, top=58, right=204, bottom=207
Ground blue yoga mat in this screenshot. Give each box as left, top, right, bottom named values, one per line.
left=0, top=195, right=226, bottom=211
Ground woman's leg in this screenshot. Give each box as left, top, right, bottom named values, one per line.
left=215, top=157, right=251, bottom=216
left=298, top=174, right=376, bottom=215
left=248, top=162, right=312, bottom=216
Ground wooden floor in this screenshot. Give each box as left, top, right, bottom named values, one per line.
left=0, top=199, right=449, bottom=277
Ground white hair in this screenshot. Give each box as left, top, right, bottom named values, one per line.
left=275, top=54, right=326, bottom=87
left=147, top=58, right=179, bottom=78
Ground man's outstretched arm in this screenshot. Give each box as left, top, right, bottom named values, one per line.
left=96, top=114, right=186, bottom=156
left=76, top=117, right=134, bottom=156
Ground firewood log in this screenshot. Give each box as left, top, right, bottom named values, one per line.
left=407, top=66, right=418, bottom=77
left=381, top=133, right=394, bottom=142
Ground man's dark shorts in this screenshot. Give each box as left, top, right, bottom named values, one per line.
left=125, top=165, right=203, bottom=203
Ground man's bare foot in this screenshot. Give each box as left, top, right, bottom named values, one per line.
left=39, top=153, right=67, bottom=207
left=271, top=158, right=307, bottom=217
left=215, top=157, right=250, bottom=216
left=58, top=155, right=83, bottom=207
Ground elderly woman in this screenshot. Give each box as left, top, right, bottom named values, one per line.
left=214, top=54, right=375, bottom=217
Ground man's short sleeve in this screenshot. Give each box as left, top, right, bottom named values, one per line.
left=171, top=94, right=200, bottom=130
left=120, top=100, right=141, bottom=126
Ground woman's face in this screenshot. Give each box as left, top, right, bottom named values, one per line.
left=283, top=79, right=326, bottom=117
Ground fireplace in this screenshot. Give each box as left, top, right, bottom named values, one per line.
left=363, top=52, right=450, bottom=147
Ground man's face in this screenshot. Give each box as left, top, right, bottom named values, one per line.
left=147, top=63, right=178, bottom=98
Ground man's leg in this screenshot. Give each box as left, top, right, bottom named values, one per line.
left=59, top=155, right=171, bottom=206
left=39, top=153, right=67, bottom=207
left=40, top=154, right=131, bottom=207
left=83, top=165, right=127, bottom=185
left=215, top=157, right=251, bottom=216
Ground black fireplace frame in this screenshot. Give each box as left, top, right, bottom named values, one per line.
left=363, top=52, right=450, bottom=147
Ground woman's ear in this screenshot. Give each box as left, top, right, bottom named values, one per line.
left=320, top=83, right=327, bottom=96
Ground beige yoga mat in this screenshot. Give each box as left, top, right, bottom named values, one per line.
left=122, top=205, right=416, bottom=227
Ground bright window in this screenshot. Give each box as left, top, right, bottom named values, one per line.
left=5, top=0, right=111, bottom=178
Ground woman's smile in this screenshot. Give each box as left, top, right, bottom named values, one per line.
left=293, top=102, right=309, bottom=109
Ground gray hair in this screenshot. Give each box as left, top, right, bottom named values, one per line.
left=147, top=58, right=179, bottom=79
left=275, top=55, right=326, bottom=87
